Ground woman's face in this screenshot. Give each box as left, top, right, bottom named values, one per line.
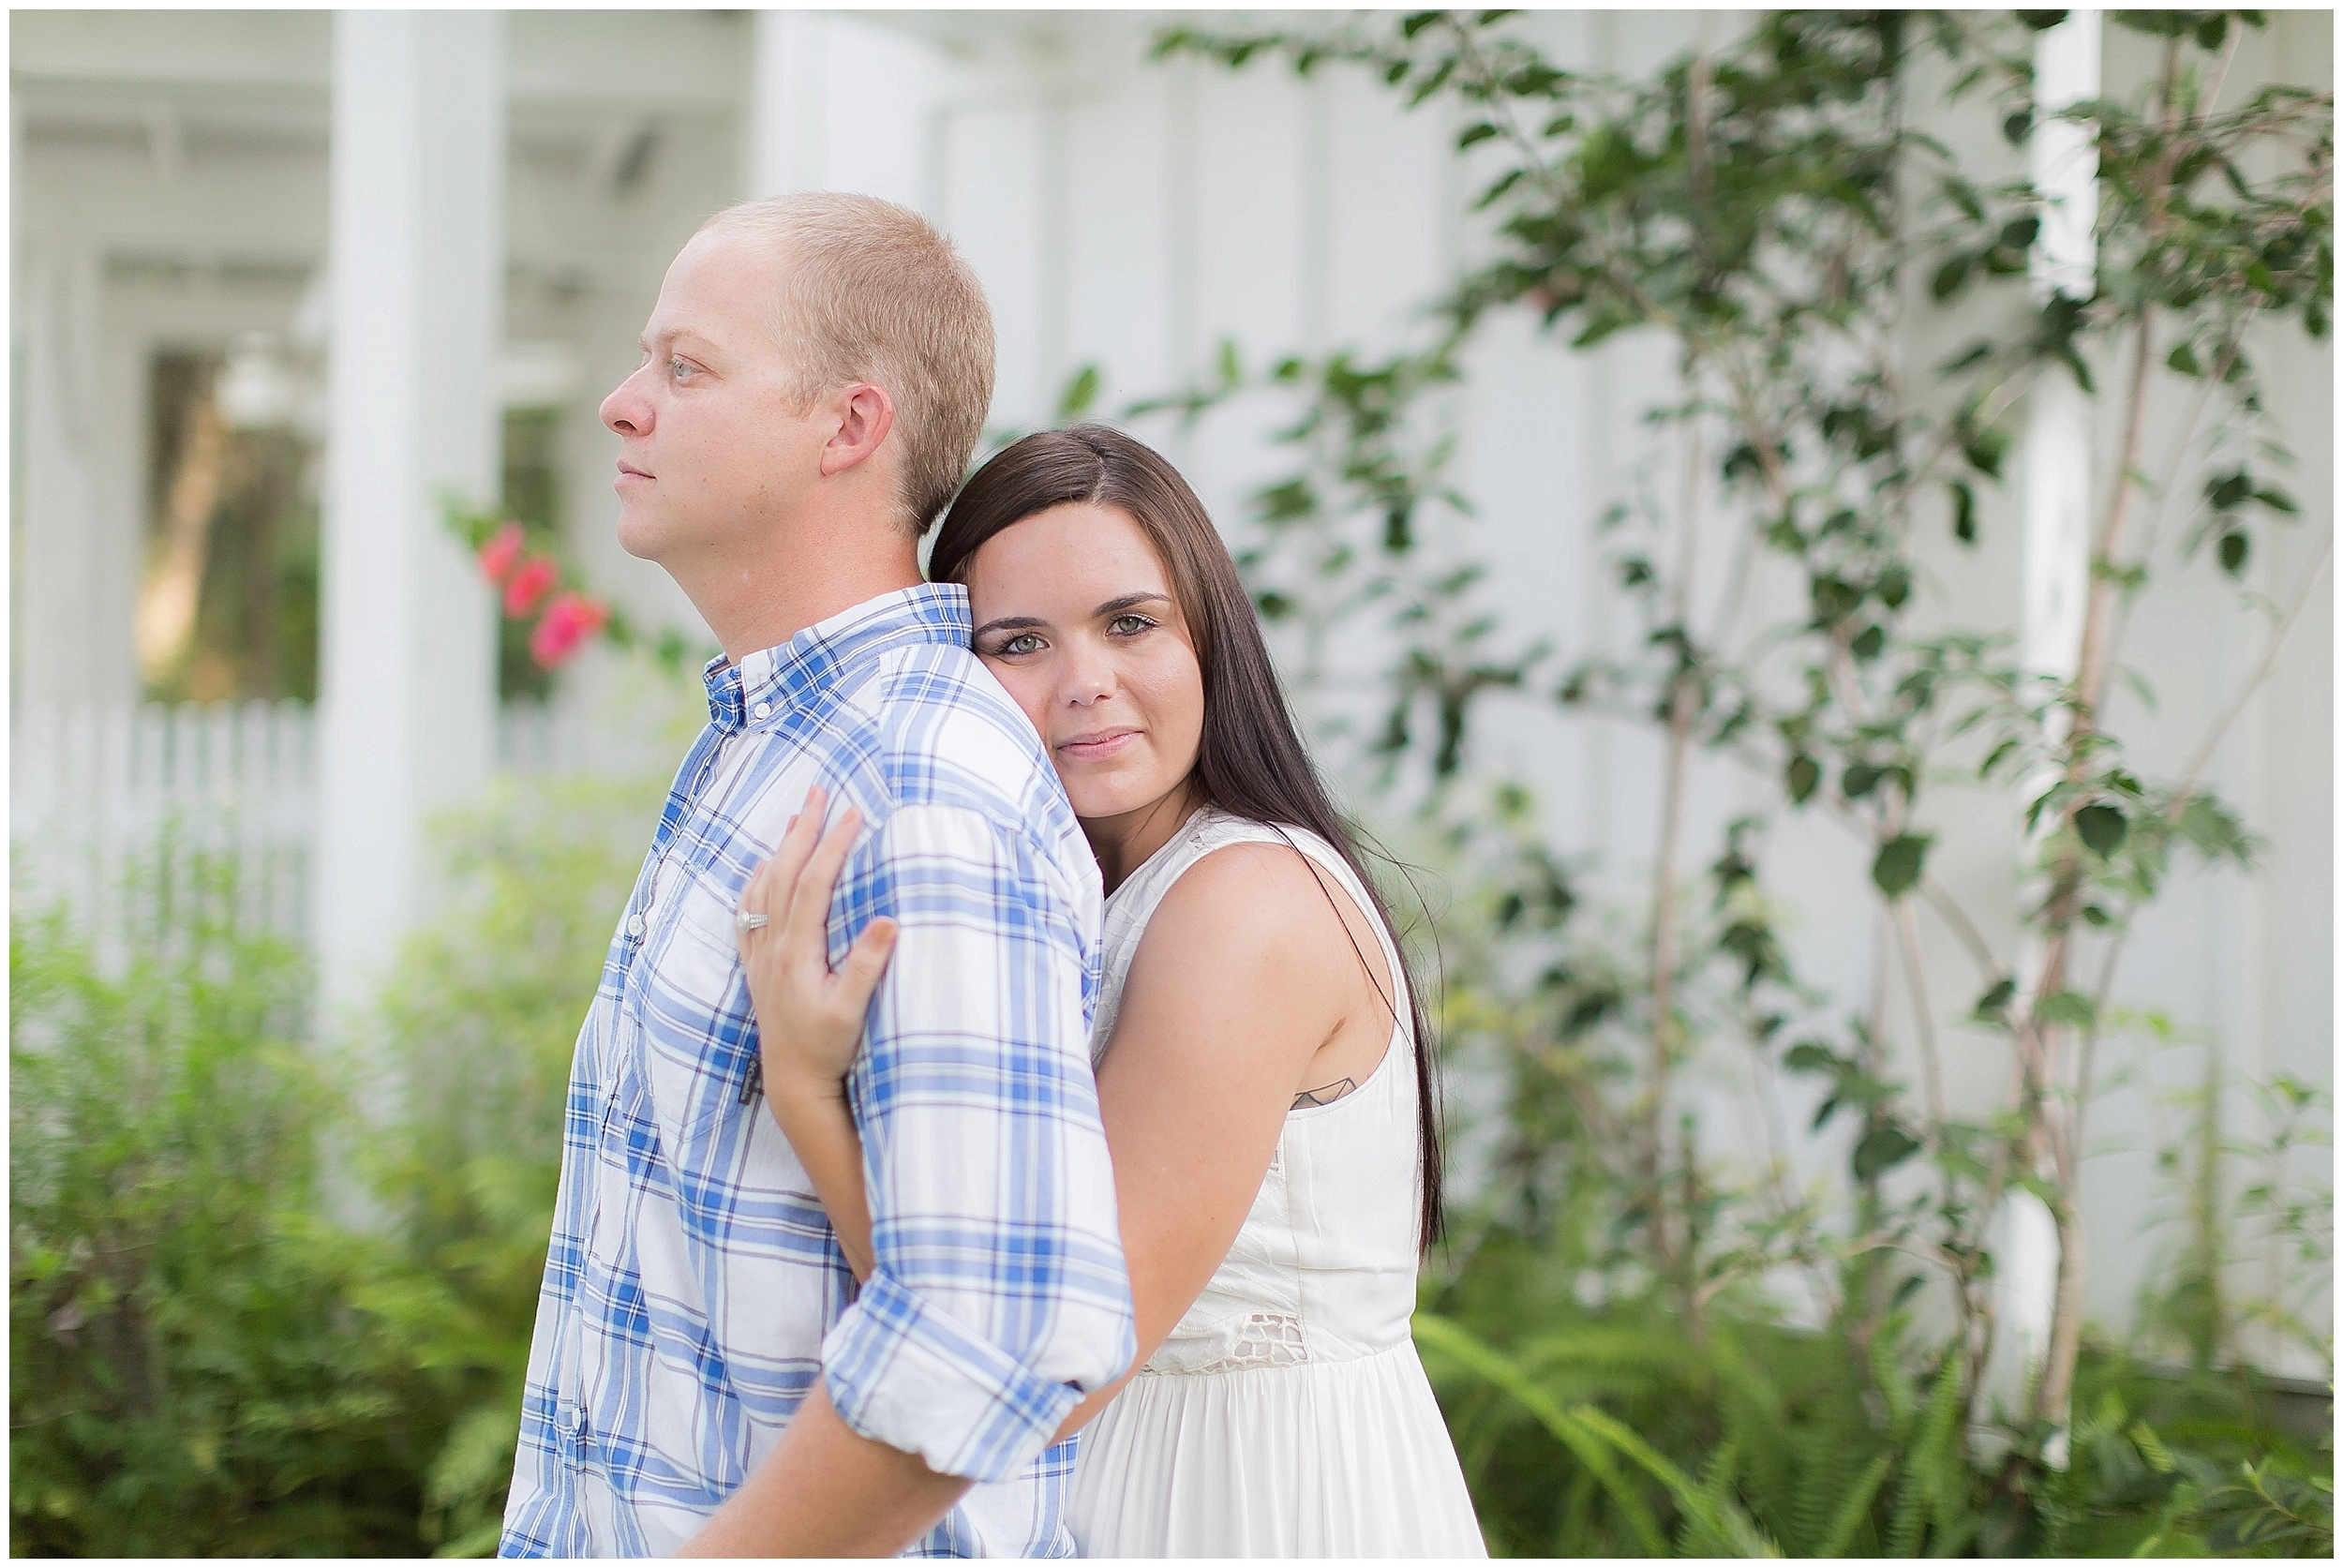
left=963, top=501, right=1205, bottom=823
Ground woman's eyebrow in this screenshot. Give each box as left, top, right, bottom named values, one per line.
left=973, top=614, right=1047, bottom=639
left=1094, top=591, right=1174, bottom=618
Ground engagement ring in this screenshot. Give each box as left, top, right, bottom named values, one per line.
left=734, top=909, right=769, bottom=933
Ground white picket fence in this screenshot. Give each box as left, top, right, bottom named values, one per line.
left=10, top=700, right=593, bottom=948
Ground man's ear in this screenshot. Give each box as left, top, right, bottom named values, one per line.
left=820, top=382, right=896, bottom=478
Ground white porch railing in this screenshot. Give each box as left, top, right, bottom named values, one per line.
left=10, top=699, right=597, bottom=948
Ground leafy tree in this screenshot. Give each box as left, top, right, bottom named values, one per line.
left=1144, top=7, right=2331, bottom=1552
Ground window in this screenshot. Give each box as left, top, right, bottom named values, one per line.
left=139, top=348, right=320, bottom=703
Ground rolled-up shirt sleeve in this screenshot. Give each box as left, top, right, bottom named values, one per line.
left=817, top=802, right=1134, bottom=1482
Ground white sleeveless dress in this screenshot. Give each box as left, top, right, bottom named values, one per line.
left=1065, top=808, right=1487, bottom=1558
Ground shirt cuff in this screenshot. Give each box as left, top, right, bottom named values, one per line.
left=820, top=1267, right=1086, bottom=1483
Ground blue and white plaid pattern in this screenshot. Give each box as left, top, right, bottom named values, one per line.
left=500, top=585, right=1133, bottom=1559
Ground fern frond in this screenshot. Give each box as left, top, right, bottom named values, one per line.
left=1570, top=1403, right=1784, bottom=1557
left=1415, top=1312, right=1670, bottom=1555
left=1817, top=1451, right=1895, bottom=1557
left=1889, top=1355, right=1967, bottom=1555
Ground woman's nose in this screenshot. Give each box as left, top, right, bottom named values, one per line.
left=601, top=367, right=652, bottom=437
left=1063, top=647, right=1114, bottom=706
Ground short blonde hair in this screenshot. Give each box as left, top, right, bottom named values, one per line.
left=698, top=193, right=995, bottom=535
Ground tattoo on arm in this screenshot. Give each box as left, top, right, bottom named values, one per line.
left=1291, top=1077, right=1357, bottom=1110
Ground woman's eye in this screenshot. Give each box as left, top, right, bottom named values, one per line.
left=1107, top=614, right=1156, bottom=636
left=997, top=633, right=1044, bottom=656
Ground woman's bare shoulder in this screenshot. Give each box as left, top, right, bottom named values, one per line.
left=1138, top=836, right=1362, bottom=987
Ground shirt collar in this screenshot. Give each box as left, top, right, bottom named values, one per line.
left=701, top=582, right=972, bottom=734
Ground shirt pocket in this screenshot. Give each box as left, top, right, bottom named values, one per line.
left=629, top=863, right=762, bottom=1154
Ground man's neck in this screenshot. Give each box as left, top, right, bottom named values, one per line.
left=675, top=515, right=925, bottom=665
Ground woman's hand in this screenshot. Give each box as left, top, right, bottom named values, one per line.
left=736, top=785, right=900, bottom=1105
left=736, top=785, right=893, bottom=1281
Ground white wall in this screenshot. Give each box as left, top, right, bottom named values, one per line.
left=843, top=8, right=2333, bottom=1363
left=11, top=8, right=2329, bottom=1366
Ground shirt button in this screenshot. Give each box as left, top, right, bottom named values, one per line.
left=752, top=701, right=771, bottom=720
left=626, top=913, right=645, bottom=938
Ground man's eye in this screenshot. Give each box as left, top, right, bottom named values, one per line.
left=671, top=357, right=695, bottom=381
left=1107, top=614, right=1156, bottom=636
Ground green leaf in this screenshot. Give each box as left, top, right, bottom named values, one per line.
left=1973, top=977, right=2017, bottom=1018
left=2219, top=530, right=2249, bottom=575
left=1456, top=122, right=1500, bottom=149
left=1888, top=1357, right=1968, bottom=1553
left=1854, top=1123, right=1923, bottom=1182
left=1938, top=338, right=1993, bottom=374
left=2166, top=340, right=2202, bottom=377
left=1872, top=834, right=1931, bottom=898
left=1784, top=1040, right=1839, bottom=1075
left=1931, top=254, right=1972, bottom=302
left=1962, top=423, right=2009, bottom=481
left=1054, top=364, right=1100, bottom=422
left=1939, top=175, right=1986, bottom=224
left=1567, top=1405, right=1783, bottom=1557
left=1951, top=481, right=1977, bottom=545
left=2074, top=802, right=2127, bottom=855
left=2207, top=470, right=2253, bottom=510
left=2037, top=989, right=2097, bottom=1027
left=1787, top=754, right=1822, bottom=805
left=2175, top=794, right=2249, bottom=860
left=1410, top=1314, right=1670, bottom=1555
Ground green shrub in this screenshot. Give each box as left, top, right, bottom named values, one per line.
left=351, top=774, right=660, bottom=1556
left=9, top=776, right=656, bottom=1558
left=9, top=850, right=425, bottom=1555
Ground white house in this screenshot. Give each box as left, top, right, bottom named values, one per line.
left=10, top=8, right=2331, bottom=1373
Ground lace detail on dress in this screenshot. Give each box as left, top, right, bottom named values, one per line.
left=1201, top=1312, right=1308, bottom=1372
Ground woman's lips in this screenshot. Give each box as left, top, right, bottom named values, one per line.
left=1058, top=728, right=1139, bottom=760
left=615, top=460, right=652, bottom=485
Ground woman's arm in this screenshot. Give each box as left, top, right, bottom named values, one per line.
left=744, top=815, right=1382, bottom=1440
left=766, top=1068, right=876, bottom=1282
left=737, top=790, right=894, bottom=1282
left=1045, top=840, right=1381, bottom=1441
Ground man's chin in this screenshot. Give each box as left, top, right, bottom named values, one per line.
left=613, top=510, right=667, bottom=564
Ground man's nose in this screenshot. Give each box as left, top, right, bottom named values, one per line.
left=601, top=367, right=652, bottom=438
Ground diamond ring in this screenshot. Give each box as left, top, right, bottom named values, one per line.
left=734, top=909, right=769, bottom=934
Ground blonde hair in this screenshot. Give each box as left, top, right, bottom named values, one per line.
left=698, top=193, right=995, bottom=535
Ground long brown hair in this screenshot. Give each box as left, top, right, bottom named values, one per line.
left=931, top=424, right=1444, bottom=1249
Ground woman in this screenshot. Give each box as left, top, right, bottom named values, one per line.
left=734, top=425, right=1485, bottom=1557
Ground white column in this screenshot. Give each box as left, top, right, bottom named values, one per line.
left=15, top=247, right=113, bottom=709
left=314, top=10, right=504, bottom=1015
left=746, top=11, right=828, bottom=199
left=2020, top=11, right=2102, bottom=680
left=1977, top=7, right=2101, bottom=1460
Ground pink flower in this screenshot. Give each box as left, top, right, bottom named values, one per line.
left=530, top=590, right=611, bottom=669
left=503, top=555, right=560, bottom=618
left=477, top=521, right=526, bottom=585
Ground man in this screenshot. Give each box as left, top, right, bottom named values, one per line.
left=499, top=194, right=1134, bottom=1558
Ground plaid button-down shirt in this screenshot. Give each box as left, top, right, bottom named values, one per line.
left=500, top=584, right=1133, bottom=1559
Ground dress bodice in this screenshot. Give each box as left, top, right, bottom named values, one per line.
left=1092, top=807, right=1424, bottom=1373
